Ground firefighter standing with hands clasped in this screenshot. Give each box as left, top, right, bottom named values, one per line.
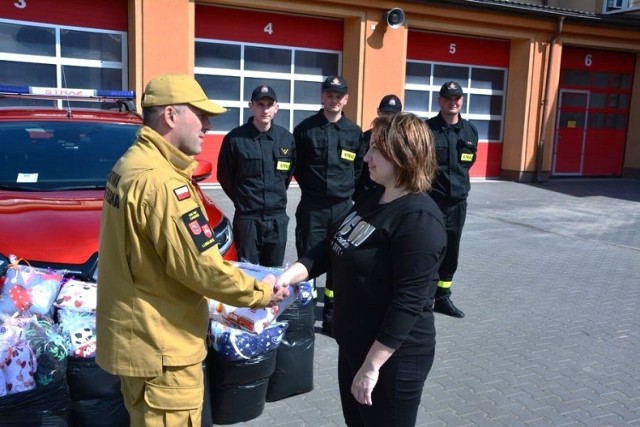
left=426, top=80, right=478, bottom=318
left=217, top=84, right=295, bottom=267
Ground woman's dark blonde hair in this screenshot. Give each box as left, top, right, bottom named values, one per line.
left=370, top=113, right=437, bottom=193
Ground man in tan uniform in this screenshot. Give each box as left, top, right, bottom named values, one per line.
left=96, top=73, right=288, bottom=427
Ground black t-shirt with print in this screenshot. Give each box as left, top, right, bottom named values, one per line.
left=300, top=186, right=446, bottom=358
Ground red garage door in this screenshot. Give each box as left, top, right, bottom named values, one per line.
left=0, top=0, right=128, bottom=94
left=194, top=5, right=343, bottom=184
left=406, top=31, right=510, bottom=179
left=553, top=47, right=635, bottom=176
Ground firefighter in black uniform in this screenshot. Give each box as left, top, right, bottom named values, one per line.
left=217, top=85, right=295, bottom=267
left=354, top=94, right=403, bottom=201
left=427, top=81, right=478, bottom=318
left=293, top=75, right=365, bottom=335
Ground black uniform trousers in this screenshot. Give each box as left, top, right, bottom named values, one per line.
left=233, top=214, right=289, bottom=267
left=436, top=200, right=467, bottom=296
left=295, top=197, right=352, bottom=294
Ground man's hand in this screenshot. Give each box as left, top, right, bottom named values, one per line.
left=265, top=273, right=289, bottom=306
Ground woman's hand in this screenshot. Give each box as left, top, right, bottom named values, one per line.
left=351, top=367, right=379, bottom=406
left=275, top=262, right=309, bottom=288
left=351, top=341, right=394, bottom=406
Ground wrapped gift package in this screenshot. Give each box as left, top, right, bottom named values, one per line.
left=0, top=257, right=64, bottom=315
left=57, top=309, right=97, bottom=358
left=210, top=320, right=288, bottom=361
left=208, top=261, right=313, bottom=334
left=54, top=279, right=97, bottom=313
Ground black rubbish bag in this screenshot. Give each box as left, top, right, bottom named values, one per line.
left=207, top=349, right=276, bottom=425
left=68, top=396, right=128, bottom=427
left=266, top=299, right=315, bottom=402
left=66, top=356, right=128, bottom=426
left=0, top=378, right=70, bottom=427
left=66, top=356, right=121, bottom=400
left=210, top=378, right=269, bottom=425
left=201, top=359, right=212, bottom=427
left=208, top=347, right=277, bottom=387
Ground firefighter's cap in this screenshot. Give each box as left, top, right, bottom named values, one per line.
left=439, top=81, right=464, bottom=98
left=141, top=73, right=226, bottom=115
left=322, top=75, right=348, bottom=94
left=378, top=94, right=403, bottom=113
left=251, top=85, right=277, bottom=102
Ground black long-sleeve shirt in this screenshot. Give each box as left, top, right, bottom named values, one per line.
left=300, top=187, right=446, bottom=357
left=426, top=113, right=479, bottom=207
left=217, top=119, right=295, bottom=216
left=293, top=109, right=365, bottom=202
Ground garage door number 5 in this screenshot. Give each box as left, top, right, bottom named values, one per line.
left=14, top=0, right=27, bottom=9
left=264, top=23, right=273, bottom=35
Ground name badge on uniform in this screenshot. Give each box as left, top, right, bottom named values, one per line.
left=182, top=207, right=216, bottom=253
left=341, top=150, right=356, bottom=162
left=460, top=153, right=474, bottom=162
left=276, top=160, right=291, bottom=171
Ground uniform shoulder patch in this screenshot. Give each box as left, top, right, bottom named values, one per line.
left=174, top=185, right=191, bottom=201
left=181, top=207, right=216, bottom=253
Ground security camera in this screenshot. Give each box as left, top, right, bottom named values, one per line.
left=384, top=8, right=405, bottom=29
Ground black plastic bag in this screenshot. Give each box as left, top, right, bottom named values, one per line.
left=68, top=396, right=128, bottom=427
left=266, top=299, right=315, bottom=401
left=66, top=356, right=128, bottom=426
left=210, top=377, right=269, bottom=425
left=201, top=360, right=212, bottom=427
left=208, top=348, right=276, bottom=387
left=66, top=356, right=121, bottom=400
left=0, top=378, right=70, bottom=426
left=207, top=349, right=276, bottom=424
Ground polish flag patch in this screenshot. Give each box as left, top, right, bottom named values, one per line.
left=174, top=185, right=191, bottom=201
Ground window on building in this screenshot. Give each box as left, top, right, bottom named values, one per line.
left=404, top=60, right=507, bottom=142
left=195, top=40, right=341, bottom=133
left=603, top=0, right=639, bottom=13
left=0, top=19, right=127, bottom=108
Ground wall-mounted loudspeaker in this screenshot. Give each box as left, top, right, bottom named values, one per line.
left=384, top=8, right=405, bottom=29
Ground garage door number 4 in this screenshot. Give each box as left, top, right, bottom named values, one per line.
left=264, top=22, right=274, bottom=35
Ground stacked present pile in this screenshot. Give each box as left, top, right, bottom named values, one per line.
left=208, top=261, right=313, bottom=361
left=0, top=254, right=313, bottom=424
left=0, top=254, right=125, bottom=425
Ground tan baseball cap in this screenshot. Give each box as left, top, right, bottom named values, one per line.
left=141, top=73, right=226, bottom=115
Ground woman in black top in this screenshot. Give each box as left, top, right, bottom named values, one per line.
left=277, top=113, right=446, bottom=426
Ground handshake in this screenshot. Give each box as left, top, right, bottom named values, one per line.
left=258, top=262, right=311, bottom=307
left=210, top=261, right=312, bottom=335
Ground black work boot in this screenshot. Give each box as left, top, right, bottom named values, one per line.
left=434, top=295, right=465, bottom=318
left=322, top=297, right=334, bottom=336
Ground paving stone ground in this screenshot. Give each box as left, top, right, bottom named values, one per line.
left=205, top=178, right=640, bottom=427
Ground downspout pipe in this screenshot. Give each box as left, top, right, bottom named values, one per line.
left=536, top=16, right=564, bottom=182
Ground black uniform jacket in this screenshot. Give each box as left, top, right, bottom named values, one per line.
left=426, top=113, right=479, bottom=207
left=217, top=118, right=295, bottom=217
left=293, top=109, right=365, bottom=202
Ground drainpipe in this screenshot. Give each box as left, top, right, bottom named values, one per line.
left=536, top=16, right=564, bottom=182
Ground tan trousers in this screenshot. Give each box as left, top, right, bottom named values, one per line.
left=120, top=363, right=203, bottom=427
